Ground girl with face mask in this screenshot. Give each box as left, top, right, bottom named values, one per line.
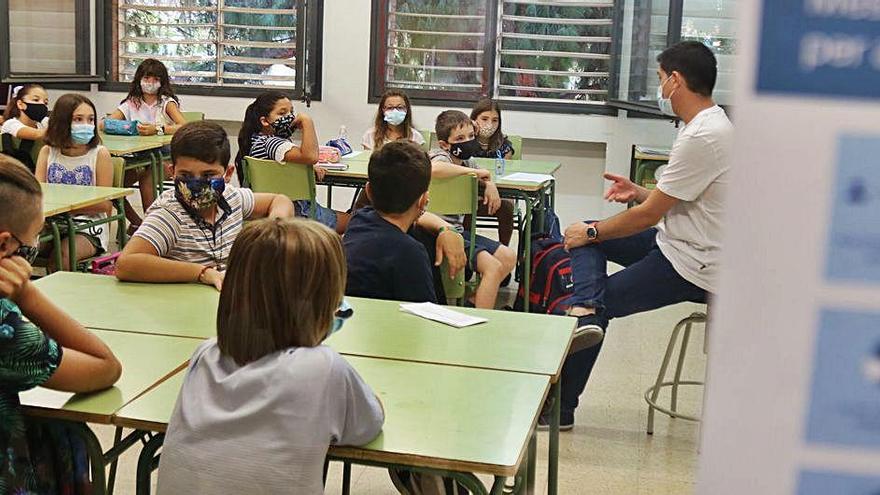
left=34, top=94, right=115, bottom=270
left=469, top=98, right=515, bottom=160
left=0, top=84, right=49, bottom=172
left=362, top=90, right=426, bottom=151
left=236, top=91, right=351, bottom=234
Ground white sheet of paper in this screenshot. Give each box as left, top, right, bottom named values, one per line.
left=343, top=150, right=363, bottom=158
left=317, top=163, right=349, bottom=171
left=399, top=302, right=488, bottom=328
left=500, top=172, right=555, bottom=184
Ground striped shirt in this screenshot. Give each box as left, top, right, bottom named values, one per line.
left=250, top=133, right=294, bottom=162
left=133, top=187, right=255, bottom=269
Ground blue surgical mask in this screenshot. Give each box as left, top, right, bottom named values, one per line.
left=70, top=123, right=95, bottom=144
left=383, top=109, right=407, bottom=126
left=326, top=299, right=353, bottom=339
left=656, top=76, right=677, bottom=117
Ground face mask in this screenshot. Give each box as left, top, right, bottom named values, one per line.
left=656, top=76, right=677, bottom=117
left=477, top=122, right=498, bottom=139
left=174, top=176, right=226, bottom=211
left=22, top=102, right=48, bottom=122
left=326, top=299, right=353, bottom=339
left=141, top=80, right=161, bottom=95
left=271, top=113, right=295, bottom=139
left=8, top=233, right=39, bottom=264
left=449, top=138, right=481, bottom=161
left=383, top=109, right=407, bottom=126
left=70, top=123, right=95, bottom=145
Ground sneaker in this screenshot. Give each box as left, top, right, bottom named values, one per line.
left=537, top=409, right=575, bottom=432
left=568, top=314, right=605, bottom=355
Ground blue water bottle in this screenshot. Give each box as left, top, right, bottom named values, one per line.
left=494, top=150, right=506, bottom=178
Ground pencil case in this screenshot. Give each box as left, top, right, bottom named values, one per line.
left=104, top=119, right=139, bottom=136
left=318, top=146, right=341, bottom=163
left=325, top=137, right=353, bottom=156
left=90, top=252, right=121, bottom=275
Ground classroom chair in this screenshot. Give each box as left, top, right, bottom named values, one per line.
left=243, top=156, right=317, bottom=219
left=507, top=134, right=523, bottom=160
left=180, top=111, right=205, bottom=122
left=0, top=135, right=44, bottom=171
left=644, top=310, right=708, bottom=435
left=426, top=174, right=479, bottom=305
left=419, top=129, right=434, bottom=152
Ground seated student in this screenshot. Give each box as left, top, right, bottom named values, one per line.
left=362, top=90, right=426, bottom=151
left=115, top=121, right=294, bottom=291
left=429, top=110, right=516, bottom=309
left=235, top=91, right=349, bottom=234
left=0, top=155, right=121, bottom=493
left=35, top=93, right=114, bottom=271
left=157, top=218, right=384, bottom=494
left=468, top=98, right=516, bottom=246
left=0, top=84, right=49, bottom=172
left=345, top=141, right=466, bottom=303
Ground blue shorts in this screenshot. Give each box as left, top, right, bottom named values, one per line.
left=294, top=200, right=337, bottom=230
left=462, top=231, right=502, bottom=270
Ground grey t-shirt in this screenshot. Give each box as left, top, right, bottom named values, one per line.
left=156, top=339, right=384, bottom=495
left=429, top=148, right=476, bottom=227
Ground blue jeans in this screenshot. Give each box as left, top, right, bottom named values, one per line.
left=560, top=226, right=708, bottom=412
left=294, top=200, right=337, bottom=230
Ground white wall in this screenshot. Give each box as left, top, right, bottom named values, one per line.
left=47, top=0, right=680, bottom=219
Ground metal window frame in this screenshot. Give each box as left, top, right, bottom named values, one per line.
left=0, top=0, right=106, bottom=83
left=101, top=0, right=324, bottom=101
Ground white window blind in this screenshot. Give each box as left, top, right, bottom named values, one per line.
left=382, top=0, right=490, bottom=97
left=496, top=0, right=615, bottom=105
left=117, top=0, right=299, bottom=88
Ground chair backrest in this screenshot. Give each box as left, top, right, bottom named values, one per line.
left=419, top=129, right=434, bottom=152
left=243, top=156, right=316, bottom=215
left=426, top=174, right=478, bottom=218
left=507, top=135, right=523, bottom=160
left=180, top=111, right=205, bottom=122
left=110, top=157, right=125, bottom=188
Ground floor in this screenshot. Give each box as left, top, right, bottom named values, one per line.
left=94, top=187, right=707, bottom=494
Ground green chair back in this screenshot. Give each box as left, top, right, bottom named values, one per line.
left=180, top=111, right=205, bottom=122
left=507, top=135, right=523, bottom=160
left=0, top=136, right=44, bottom=165
left=110, top=157, right=126, bottom=188
left=243, top=156, right=316, bottom=218
left=419, top=129, right=434, bottom=152
left=427, top=174, right=479, bottom=304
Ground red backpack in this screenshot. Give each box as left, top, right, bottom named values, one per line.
left=514, top=238, right=574, bottom=315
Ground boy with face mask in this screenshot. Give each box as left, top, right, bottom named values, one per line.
left=116, top=121, right=295, bottom=291
left=428, top=110, right=516, bottom=309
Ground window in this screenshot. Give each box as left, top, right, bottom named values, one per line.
left=371, top=0, right=621, bottom=111
left=0, top=0, right=105, bottom=83
left=107, top=0, right=322, bottom=98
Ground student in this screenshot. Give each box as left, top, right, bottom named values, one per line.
left=115, top=121, right=294, bottom=290
left=0, top=84, right=49, bottom=172
left=429, top=110, right=516, bottom=309
left=34, top=93, right=114, bottom=271
left=468, top=98, right=516, bottom=246
left=157, top=218, right=384, bottom=494
left=0, top=155, right=121, bottom=493
left=345, top=141, right=468, bottom=303
left=105, top=58, right=187, bottom=227
left=362, top=90, right=426, bottom=151
left=235, top=91, right=349, bottom=233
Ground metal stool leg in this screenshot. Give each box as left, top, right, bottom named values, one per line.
left=671, top=323, right=693, bottom=413
left=647, top=317, right=686, bottom=435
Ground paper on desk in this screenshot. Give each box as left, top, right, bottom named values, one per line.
left=343, top=150, right=363, bottom=158
left=317, top=162, right=349, bottom=171
left=500, top=172, right=555, bottom=184
left=399, top=302, right=488, bottom=328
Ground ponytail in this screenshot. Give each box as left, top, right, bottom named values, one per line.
left=235, top=91, right=289, bottom=187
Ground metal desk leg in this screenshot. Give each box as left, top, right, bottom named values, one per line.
left=66, top=216, right=77, bottom=271
left=115, top=198, right=127, bottom=248
left=136, top=433, right=165, bottom=495
left=522, top=196, right=533, bottom=312
left=50, top=219, right=64, bottom=272
left=527, top=430, right=537, bottom=495
left=107, top=426, right=124, bottom=495
left=548, top=382, right=560, bottom=495
left=342, top=461, right=352, bottom=495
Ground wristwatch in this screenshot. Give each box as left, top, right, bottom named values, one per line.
left=156, top=123, right=165, bottom=136
left=586, top=223, right=599, bottom=242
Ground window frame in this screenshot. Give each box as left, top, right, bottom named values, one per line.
left=368, top=0, right=622, bottom=116
left=0, top=0, right=106, bottom=84
left=99, top=0, right=324, bottom=101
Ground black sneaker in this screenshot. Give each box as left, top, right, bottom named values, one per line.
left=537, top=409, right=575, bottom=432
left=568, top=314, right=605, bottom=355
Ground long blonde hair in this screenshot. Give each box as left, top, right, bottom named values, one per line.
left=217, top=218, right=346, bottom=366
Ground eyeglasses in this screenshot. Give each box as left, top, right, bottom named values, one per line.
left=383, top=105, right=407, bottom=112
left=10, top=233, right=39, bottom=264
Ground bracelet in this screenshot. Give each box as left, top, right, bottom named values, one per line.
left=438, top=226, right=459, bottom=236
left=197, top=265, right=211, bottom=283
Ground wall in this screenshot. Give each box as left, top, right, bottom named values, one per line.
left=46, top=0, right=680, bottom=220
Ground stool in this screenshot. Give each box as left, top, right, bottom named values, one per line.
left=644, top=311, right=707, bottom=435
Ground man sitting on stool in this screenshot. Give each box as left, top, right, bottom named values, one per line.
left=546, top=41, right=733, bottom=430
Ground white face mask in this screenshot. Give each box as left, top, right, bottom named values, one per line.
left=656, top=76, right=676, bottom=117
left=478, top=122, right=498, bottom=139
left=141, top=80, right=161, bottom=95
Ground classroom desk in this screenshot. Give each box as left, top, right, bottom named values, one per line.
left=333, top=155, right=560, bottom=313
left=33, top=272, right=218, bottom=339
left=115, top=356, right=549, bottom=495
left=41, top=183, right=134, bottom=270
left=100, top=133, right=172, bottom=197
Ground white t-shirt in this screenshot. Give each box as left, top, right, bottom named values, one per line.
left=157, top=339, right=384, bottom=495
left=361, top=127, right=425, bottom=150
left=117, top=96, right=177, bottom=124
left=0, top=116, right=49, bottom=137
left=655, top=105, right=732, bottom=293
